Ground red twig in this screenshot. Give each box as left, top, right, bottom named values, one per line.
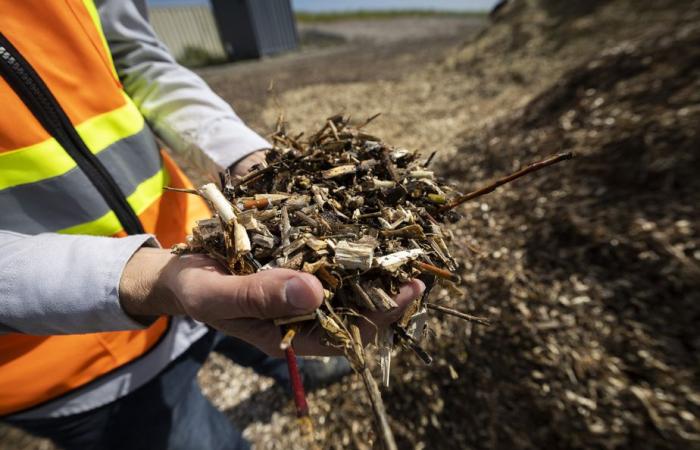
left=282, top=328, right=314, bottom=439
left=285, top=345, right=309, bottom=419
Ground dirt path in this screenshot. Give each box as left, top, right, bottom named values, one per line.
left=297, top=16, right=485, bottom=44
left=198, top=17, right=486, bottom=133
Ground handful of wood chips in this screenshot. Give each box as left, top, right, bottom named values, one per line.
left=172, top=115, right=571, bottom=448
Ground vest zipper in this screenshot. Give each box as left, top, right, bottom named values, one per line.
left=0, top=33, right=145, bottom=235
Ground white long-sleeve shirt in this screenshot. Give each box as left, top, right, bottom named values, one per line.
left=0, top=0, right=267, bottom=336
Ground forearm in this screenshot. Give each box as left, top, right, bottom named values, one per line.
left=96, top=0, right=269, bottom=176
left=0, top=231, right=154, bottom=334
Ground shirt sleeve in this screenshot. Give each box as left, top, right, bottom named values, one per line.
left=95, top=0, right=270, bottom=176
left=0, top=231, right=156, bottom=335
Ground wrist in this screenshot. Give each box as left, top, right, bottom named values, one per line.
left=119, top=247, right=181, bottom=322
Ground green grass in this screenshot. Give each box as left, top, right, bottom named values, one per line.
left=177, top=46, right=226, bottom=68
left=295, top=9, right=488, bottom=24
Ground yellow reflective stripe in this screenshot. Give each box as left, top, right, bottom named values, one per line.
left=82, top=0, right=119, bottom=79
left=0, top=140, right=76, bottom=192
left=76, top=96, right=145, bottom=156
left=60, top=167, right=170, bottom=236
left=0, top=94, right=144, bottom=191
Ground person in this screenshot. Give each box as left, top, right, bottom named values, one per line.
left=0, top=1, right=423, bottom=449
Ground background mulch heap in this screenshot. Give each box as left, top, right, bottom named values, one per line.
left=268, top=2, right=700, bottom=448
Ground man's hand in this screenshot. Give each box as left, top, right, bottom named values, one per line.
left=119, top=151, right=424, bottom=356
left=119, top=248, right=424, bottom=356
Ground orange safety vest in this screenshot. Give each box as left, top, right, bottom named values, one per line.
left=0, top=1, right=210, bottom=415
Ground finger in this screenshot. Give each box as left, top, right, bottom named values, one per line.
left=212, top=318, right=338, bottom=357
left=211, top=279, right=425, bottom=357
left=205, top=269, right=324, bottom=321
left=211, top=318, right=285, bottom=357
left=284, top=280, right=426, bottom=356
left=355, top=279, right=425, bottom=344
left=367, top=279, right=425, bottom=327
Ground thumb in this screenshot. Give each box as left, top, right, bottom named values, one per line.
left=216, top=269, right=324, bottom=320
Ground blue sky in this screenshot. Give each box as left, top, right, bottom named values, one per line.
left=291, top=0, right=497, bottom=11
left=147, top=0, right=498, bottom=12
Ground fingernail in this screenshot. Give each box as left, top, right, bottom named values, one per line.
left=285, top=276, right=320, bottom=311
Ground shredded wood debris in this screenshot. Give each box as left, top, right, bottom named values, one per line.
left=171, top=114, right=570, bottom=449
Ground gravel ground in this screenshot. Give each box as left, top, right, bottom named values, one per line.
left=4, top=2, right=699, bottom=448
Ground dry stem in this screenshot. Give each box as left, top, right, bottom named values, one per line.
left=438, top=152, right=573, bottom=212
left=426, top=303, right=491, bottom=326
left=350, top=324, right=398, bottom=450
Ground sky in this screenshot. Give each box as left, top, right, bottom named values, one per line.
left=146, top=0, right=498, bottom=12
left=291, top=0, right=497, bottom=12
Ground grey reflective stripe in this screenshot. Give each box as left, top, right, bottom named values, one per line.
left=9, top=317, right=208, bottom=419
left=0, top=126, right=161, bottom=234
left=100, top=125, right=161, bottom=198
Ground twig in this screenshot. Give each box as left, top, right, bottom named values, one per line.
left=426, top=303, right=491, bottom=326
left=273, top=312, right=317, bottom=327
left=242, top=198, right=270, bottom=210
left=392, top=325, right=433, bottom=365
left=349, top=324, right=397, bottom=450
left=438, top=152, right=573, bottom=212
left=328, top=119, right=340, bottom=141
left=232, top=164, right=275, bottom=189
left=381, top=147, right=400, bottom=183
left=283, top=326, right=315, bottom=440
left=413, top=261, right=461, bottom=283
left=280, top=327, right=297, bottom=351
left=200, top=183, right=237, bottom=225
left=423, top=151, right=437, bottom=168
left=163, top=186, right=199, bottom=195
left=357, top=112, right=381, bottom=129
left=361, top=367, right=397, bottom=450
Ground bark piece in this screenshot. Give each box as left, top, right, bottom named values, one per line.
left=334, top=241, right=374, bottom=271
left=322, top=164, right=356, bottom=179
